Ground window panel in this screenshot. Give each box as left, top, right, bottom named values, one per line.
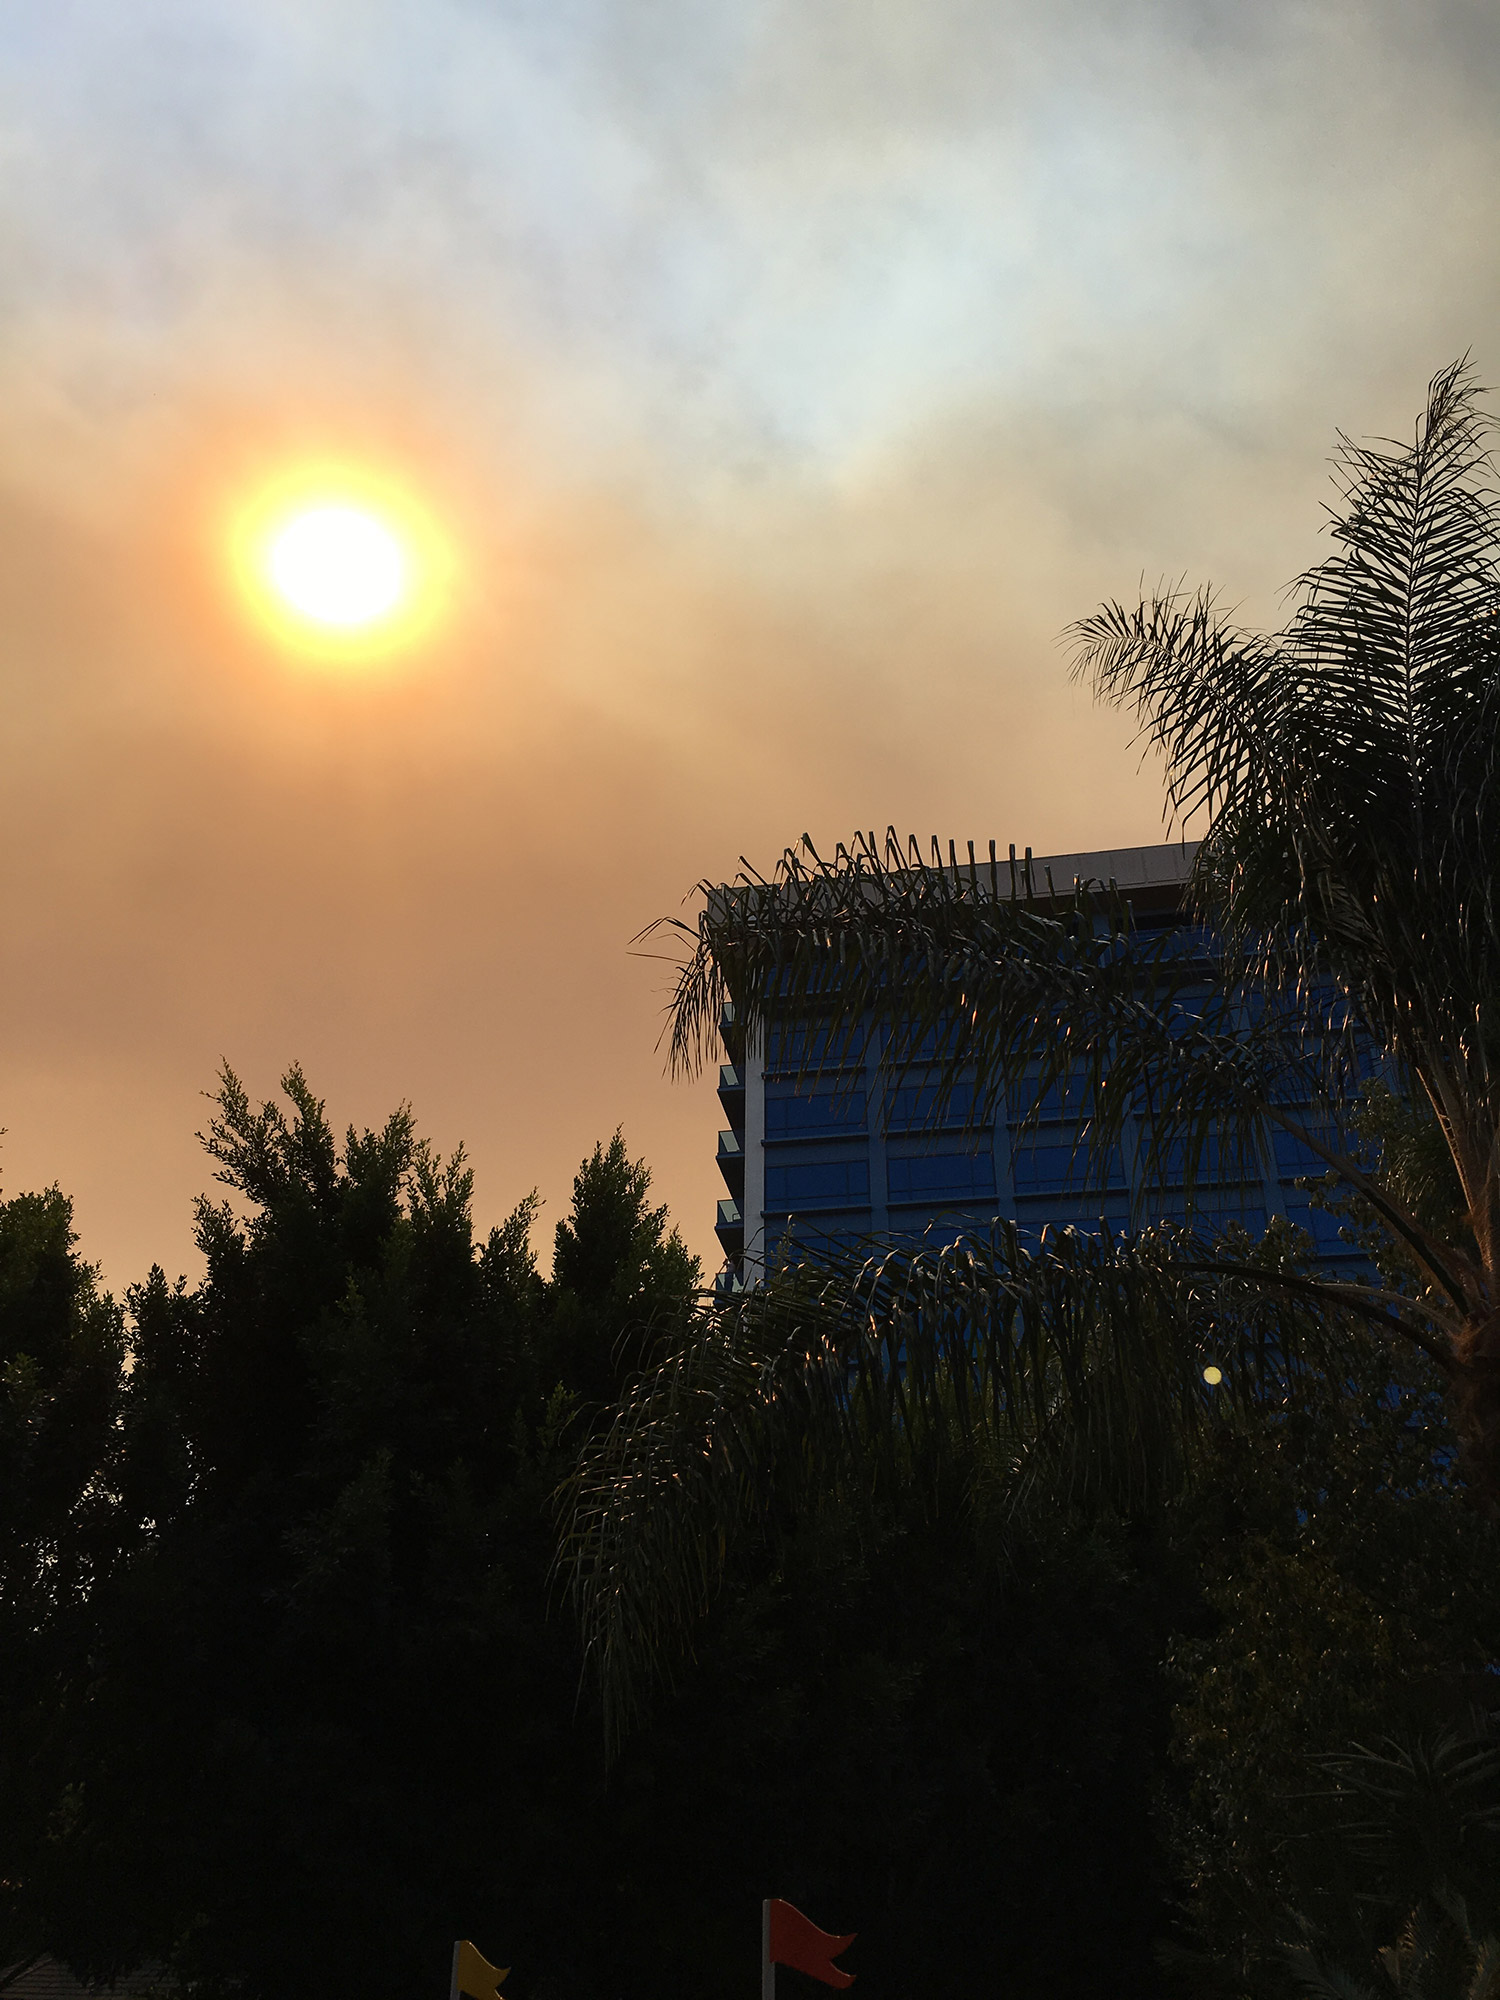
left=1282, top=1198, right=1358, bottom=1257
left=884, top=1079, right=989, bottom=1133
left=1273, top=1126, right=1338, bottom=1176
left=764, top=1157, right=871, bottom=1210
left=887, top=1150, right=997, bottom=1205
left=1147, top=1195, right=1268, bottom=1234
left=766, top=1225, right=871, bottom=1267
left=1005, top=1074, right=1093, bottom=1122
left=1139, top=1133, right=1262, bottom=1188
left=765, top=1022, right=866, bottom=1074
left=765, top=1084, right=867, bottom=1137
left=1010, top=1139, right=1125, bottom=1195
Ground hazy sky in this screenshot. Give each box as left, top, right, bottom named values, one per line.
left=1, top=0, right=1497, bottom=1289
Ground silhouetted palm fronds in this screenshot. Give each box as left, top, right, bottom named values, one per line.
left=562, top=1217, right=1355, bottom=1744
left=567, top=361, right=1500, bottom=1735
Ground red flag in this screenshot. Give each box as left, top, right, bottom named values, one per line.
left=767, top=1900, right=856, bottom=1989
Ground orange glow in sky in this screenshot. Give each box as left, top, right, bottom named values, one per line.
left=4, top=0, right=1487, bottom=1301
left=231, top=470, right=452, bottom=661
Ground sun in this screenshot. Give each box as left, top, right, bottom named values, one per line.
left=231, top=469, right=451, bottom=661
left=267, top=505, right=408, bottom=628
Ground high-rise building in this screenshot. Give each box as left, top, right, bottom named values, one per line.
left=711, top=841, right=1366, bottom=1289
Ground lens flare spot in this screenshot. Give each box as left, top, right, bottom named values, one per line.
left=267, top=506, right=407, bottom=628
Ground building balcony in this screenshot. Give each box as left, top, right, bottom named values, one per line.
left=720, top=1000, right=742, bottom=1063
left=715, top=1197, right=744, bottom=1257
left=717, top=1063, right=746, bottom=1121
left=716, top=1129, right=745, bottom=1196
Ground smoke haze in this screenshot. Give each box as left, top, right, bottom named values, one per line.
left=1, top=0, right=1497, bottom=1283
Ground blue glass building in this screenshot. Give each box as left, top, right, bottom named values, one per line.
left=711, top=841, right=1366, bottom=1289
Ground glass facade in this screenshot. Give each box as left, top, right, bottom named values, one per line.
left=712, top=842, right=1370, bottom=1288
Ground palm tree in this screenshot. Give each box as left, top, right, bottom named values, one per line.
left=563, top=360, right=1500, bottom=1738
left=1282, top=1727, right=1500, bottom=2000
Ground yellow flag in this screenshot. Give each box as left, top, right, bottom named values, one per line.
left=452, top=1941, right=509, bottom=2000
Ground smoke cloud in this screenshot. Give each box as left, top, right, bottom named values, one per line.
left=0, top=0, right=1496, bottom=1282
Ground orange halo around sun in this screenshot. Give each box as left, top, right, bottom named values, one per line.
left=230, top=467, right=452, bottom=661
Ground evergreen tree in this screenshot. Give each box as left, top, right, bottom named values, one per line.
left=0, top=1189, right=125, bottom=1977
left=546, top=1131, right=699, bottom=1406
left=15, top=1072, right=698, bottom=2000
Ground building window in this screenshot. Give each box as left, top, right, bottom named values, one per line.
left=766, top=1224, right=871, bottom=1266
left=765, top=1022, right=866, bottom=1075
left=883, top=1079, right=990, bottom=1132
left=764, top=1157, right=872, bottom=1210
left=1282, top=1197, right=1358, bottom=1257
left=1272, top=1126, right=1340, bottom=1176
left=888, top=1150, right=997, bottom=1205
left=1149, top=1195, right=1269, bottom=1233
left=1010, top=1139, right=1125, bottom=1195
left=1140, top=1133, right=1262, bottom=1188
left=1005, top=1074, right=1093, bottom=1122
left=765, top=1083, right=867, bottom=1137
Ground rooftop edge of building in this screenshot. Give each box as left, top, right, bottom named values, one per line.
left=1016, top=839, right=1198, bottom=891
left=706, top=842, right=1200, bottom=951
left=711, top=839, right=1199, bottom=901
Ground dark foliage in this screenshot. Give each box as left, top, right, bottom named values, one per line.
left=0, top=1189, right=124, bottom=1973
left=600, top=1482, right=1183, bottom=2000
left=0, top=1071, right=698, bottom=2000
left=0, top=1073, right=1212, bottom=2000
left=2, top=1071, right=1497, bottom=2000
left=547, top=1131, right=699, bottom=1406
left=1163, top=1338, right=1500, bottom=1996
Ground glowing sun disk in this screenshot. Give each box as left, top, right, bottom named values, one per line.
left=267, top=505, right=408, bottom=628
left=230, top=468, right=452, bottom=663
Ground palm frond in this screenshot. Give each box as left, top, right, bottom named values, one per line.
left=1069, top=585, right=1292, bottom=839
left=601, top=358, right=1500, bottom=1726
left=560, top=1220, right=1362, bottom=1746
left=652, top=826, right=1474, bottom=1322
left=1466, top=1936, right=1500, bottom=2000
left=1315, top=1730, right=1500, bottom=1882
left=1070, top=360, right=1500, bottom=1272
left=1282, top=1948, right=1383, bottom=2000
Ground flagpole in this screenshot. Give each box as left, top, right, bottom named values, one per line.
left=762, top=1901, right=774, bottom=2000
